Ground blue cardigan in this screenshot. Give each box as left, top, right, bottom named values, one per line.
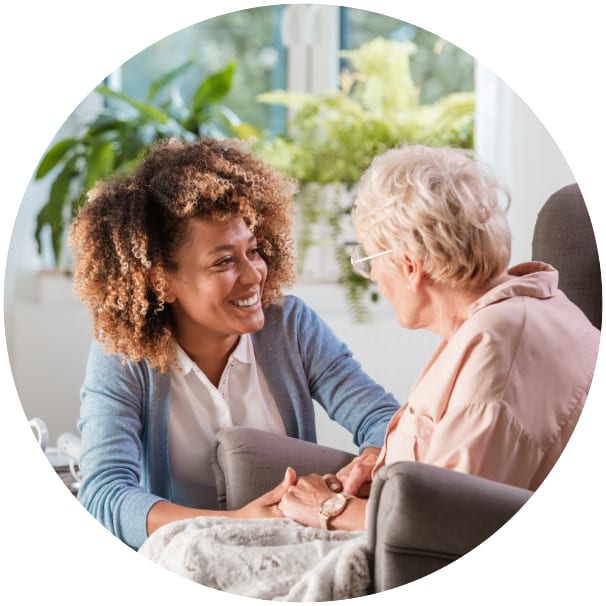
left=77, top=295, right=400, bottom=549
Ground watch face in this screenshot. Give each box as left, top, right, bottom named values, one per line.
left=321, top=493, right=348, bottom=515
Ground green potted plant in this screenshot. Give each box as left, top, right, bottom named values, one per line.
left=254, top=37, right=474, bottom=320
left=33, top=58, right=259, bottom=272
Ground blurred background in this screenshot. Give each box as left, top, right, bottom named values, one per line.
left=4, top=4, right=575, bottom=453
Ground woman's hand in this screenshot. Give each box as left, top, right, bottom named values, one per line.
left=278, top=473, right=367, bottom=531
left=237, top=466, right=297, bottom=519
left=323, top=446, right=380, bottom=497
left=146, top=467, right=296, bottom=535
left=278, top=473, right=335, bottom=528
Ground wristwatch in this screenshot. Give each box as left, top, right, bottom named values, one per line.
left=318, top=493, right=351, bottom=530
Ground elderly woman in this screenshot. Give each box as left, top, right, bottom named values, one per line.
left=69, top=137, right=400, bottom=550
left=278, top=143, right=600, bottom=532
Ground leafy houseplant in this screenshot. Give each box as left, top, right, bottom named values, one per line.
left=255, top=37, right=475, bottom=320
left=33, top=59, right=259, bottom=270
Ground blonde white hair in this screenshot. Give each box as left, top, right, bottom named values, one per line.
left=352, top=144, right=511, bottom=289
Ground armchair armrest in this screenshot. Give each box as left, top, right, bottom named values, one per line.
left=211, top=427, right=355, bottom=510
left=366, top=461, right=533, bottom=592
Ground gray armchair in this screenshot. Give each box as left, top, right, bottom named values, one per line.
left=210, top=182, right=600, bottom=594
left=211, top=427, right=531, bottom=593
left=532, top=182, right=601, bottom=329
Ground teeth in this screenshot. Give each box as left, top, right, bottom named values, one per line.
left=231, top=292, right=259, bottom=307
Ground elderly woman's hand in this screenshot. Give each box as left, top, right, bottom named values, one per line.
left=277, top=474, right=334, bottom=528
left=278, top=473, right=367, bottom=531
left=322, top=446, right=380, bottom=497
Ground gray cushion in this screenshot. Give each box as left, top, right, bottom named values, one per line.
left=532, top=183, right=602, bottom=328
left=211, top=427, right=355, bottom=510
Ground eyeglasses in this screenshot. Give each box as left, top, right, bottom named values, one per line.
left=350, top=244, right=393, bottom=279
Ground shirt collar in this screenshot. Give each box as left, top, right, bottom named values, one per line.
left=231, top=333, right=253, bottom=364
left=467, top=261, right=559, bottom=317
left=174, top=333, right=252, bottom=375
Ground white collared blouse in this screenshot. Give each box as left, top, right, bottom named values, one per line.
left=168, top=333, right=286, bottom=507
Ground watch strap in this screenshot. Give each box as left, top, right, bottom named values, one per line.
left=319, top=510, right=331, bottom=531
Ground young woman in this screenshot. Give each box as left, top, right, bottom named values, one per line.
left=69, top=137, right=400, bottom=549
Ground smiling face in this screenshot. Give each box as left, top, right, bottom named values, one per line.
left=163, top=216, right=268, bottom=347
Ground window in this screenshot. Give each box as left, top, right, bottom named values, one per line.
left=114, top=5, right=287, bottom=136
left=107, top=5, right=474, bottom=137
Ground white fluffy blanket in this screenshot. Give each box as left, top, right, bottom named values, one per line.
left=138, top=517, right=370, bottom=601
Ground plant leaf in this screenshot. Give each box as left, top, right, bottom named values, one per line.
left=33, top=57, right=248, bottom=268
left=191, top=59, right=236, bottom=115
left=34, top=156, right=79, bottom=264
left=147, top=59, right=195, bottom=101
left=84, top=140, right=116, bottom=190
left=229, top=121, right=262, bottom=141
left=256, top=90, right=313, bottom=109
left=86, top=113, right=129, bottom=136
left=96, top=85, right=170, bottom=123
left=35, top=138, right=80, bottom=179
left=214, top=105, right=262, bottom=140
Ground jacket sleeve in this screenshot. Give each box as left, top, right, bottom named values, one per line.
left=294, top=298, right=401, bottom=450
left=76, top=341, right=165, bottom=549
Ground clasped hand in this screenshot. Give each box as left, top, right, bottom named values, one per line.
left=238, top=448, right=378, bottom=529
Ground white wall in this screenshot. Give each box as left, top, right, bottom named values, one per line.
left=4, top=95, right=101, bottom=446
left=4, top=70, right=576, bottom=450
left=475, top=64, right=575, bottom=266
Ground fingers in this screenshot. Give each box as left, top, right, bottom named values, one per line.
left=278, top=466, right=297, bottom=497
left=339, top=462, right=374, bottom=495
left=261, top=466, right=297, bottom=504
left=278, top=474, right=332, bottom=527
left=322, top=473, right=342, bottom=492
left=284, top=474, right=332, bottom=501
left=284, top=466, right=297, bottom=486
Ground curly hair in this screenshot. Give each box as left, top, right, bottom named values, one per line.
left=69, top=137, right=297, bottom=372
left=353, top=144, right=511, bottom=289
